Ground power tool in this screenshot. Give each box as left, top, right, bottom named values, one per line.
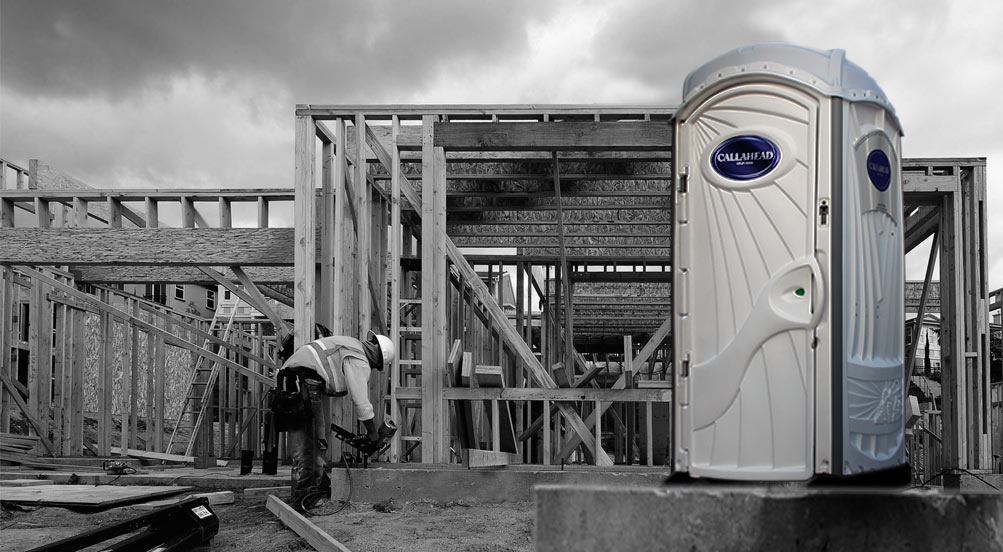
left=103, top=459, right=136, bottom=476
left=330, top=419, right=397, bottom=467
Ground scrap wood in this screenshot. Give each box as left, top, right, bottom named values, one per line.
left=464, top=449, right=522, bottom=468
left=475, top=365, right=518, bottom=454
left=110, top=446, right=229, bottom=467
left=266, top=495, right=353, bottom=552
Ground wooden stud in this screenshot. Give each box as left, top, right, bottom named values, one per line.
left=219, top=197, right=233, bottom=228
left=294, top=114, right=316, bottom=349
left=51, top=303, right=65, bottom=455
left=421, top=116, right=448, bottom=463
left=145, top=198, right=158, bottom=229
left=389, top=116, right=403, bottom=461
left=356, top=114, right=371, bottom=337
left=331, top=118, right=346, bottom=335
left=107, top=197, right=123, bottom=228
left=257, top=197, right=269, bottom=228
left=319, top=140, right=335, bottom=331
left=130, top=301, right=140, bottom=448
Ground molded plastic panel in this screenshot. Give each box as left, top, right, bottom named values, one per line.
left=839, top=102, right=905, bottom=474
left=677, top=83, right=820, bottom=479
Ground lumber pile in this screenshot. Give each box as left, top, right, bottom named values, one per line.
left=446, top=341, right=522, bottom=468
left=0, top=432, right=42, bottom=465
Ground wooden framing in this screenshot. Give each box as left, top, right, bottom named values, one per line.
left=0, top=114, right=991, bottom=476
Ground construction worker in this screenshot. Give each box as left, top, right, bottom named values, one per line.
left=274, top=325, right=396, bottom=513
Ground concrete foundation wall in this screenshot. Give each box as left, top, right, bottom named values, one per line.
left=329, top=466, right=671, bottom=504
left=536, top=484, right=1003, bottom=551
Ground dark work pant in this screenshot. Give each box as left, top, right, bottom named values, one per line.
left=289, top=379, right=327, bottom=507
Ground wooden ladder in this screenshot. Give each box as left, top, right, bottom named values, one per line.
left=389, top=256, right=423, bottom=461
left=165, top=302, right=241, bottom=456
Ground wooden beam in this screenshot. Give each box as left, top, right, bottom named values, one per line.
left=463, top=449, right=522, bottom=468
left=231, top=266, right=292, bottom=337
left=0, top=228, right=297, bottom=265
left=110, top=446, right=229, bottom=467
left=294, top=115, right=316, bottom=348
left=433, top=121, right=673, bottom=151
left=356, top=114, right=371, bottom=337
left=364, top=122, right=420, bottom=210
left=198, top=267, right=290, bottom=337
left=905, top=231, right=939, bottom=382
left=70, top=266, right=293, bottom=285
left=420, top=116, right=448, bottom=463
left=630, top=316, right=672, bottom=371
left=553, top=153, right=575, bottom=371
left=266, top=495, right=352, bottom=552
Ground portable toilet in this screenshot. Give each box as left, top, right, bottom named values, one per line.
left=672, top=44, right=905, bottom=480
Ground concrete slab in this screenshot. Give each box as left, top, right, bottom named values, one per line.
left=535, top=484, right=1003, bottom=551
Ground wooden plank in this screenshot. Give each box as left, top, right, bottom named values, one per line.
left=266, top=495, right=353, bottom=552
left=199, top=266, right=290, bottom=337
left=0, top=479, right=55, bottom=487
left=297, top=103, right=676, bottom=120
left=475, top=365, right=517, bottom=453
left=99, top=297, right=114, bottom=456
left=110, top=446, right=230, bottom=467
left=420, top=117, right=449, bottom=463
left=295, top=115, right=316, bottom=349
left=433, top=121, right=673, bottom=151
left=69, top=307, right=84, bottom=454
left=356, top=114, right=371, bottom=338
left=463, top=449, right=522, bottom=468
left=0, top=228, right=299, bottom=265
left=388, top=116, right=403, bottom=462
left=0, top=484, right=193, bottom=508
left=319, top=140, right=335, bottom=329
left=333, top=118, right=350, bottom=335
left=70, top=266, right=294, bottom=285
left=557, top=373, right=627, bottom=461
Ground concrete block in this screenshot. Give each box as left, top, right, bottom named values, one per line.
left=535, top=484, right=1003, bottom=551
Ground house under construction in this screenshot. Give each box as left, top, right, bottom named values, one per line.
left=0, top=104, right=992, bottom=484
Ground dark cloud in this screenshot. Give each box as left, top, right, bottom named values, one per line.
left=1, top=0, right=552, bottom=101
left=590, top=0, right=784, bottom=103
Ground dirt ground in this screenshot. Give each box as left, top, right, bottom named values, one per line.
left=1, top=494, right=535, bottom=552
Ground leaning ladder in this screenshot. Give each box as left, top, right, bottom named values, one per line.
left=165, top=302, right=241, bottom=456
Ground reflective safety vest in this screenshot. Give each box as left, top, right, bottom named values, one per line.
left=279, top=336, right=369, bottom=397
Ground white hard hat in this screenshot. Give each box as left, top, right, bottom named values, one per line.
left=367, top=331, right=396, bottom=371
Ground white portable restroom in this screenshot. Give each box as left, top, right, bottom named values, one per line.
left=673, top=44, right=905, bottom=480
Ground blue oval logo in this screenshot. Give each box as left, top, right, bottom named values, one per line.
left=866, top=149, right=891, bottom=192
left=711, top=135, right=780, bottom=181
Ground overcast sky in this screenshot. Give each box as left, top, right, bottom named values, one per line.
left=1, top=0, right=1001, bottom=288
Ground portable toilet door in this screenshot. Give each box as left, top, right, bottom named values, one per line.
left=673, top=44, right=904, bottom=480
